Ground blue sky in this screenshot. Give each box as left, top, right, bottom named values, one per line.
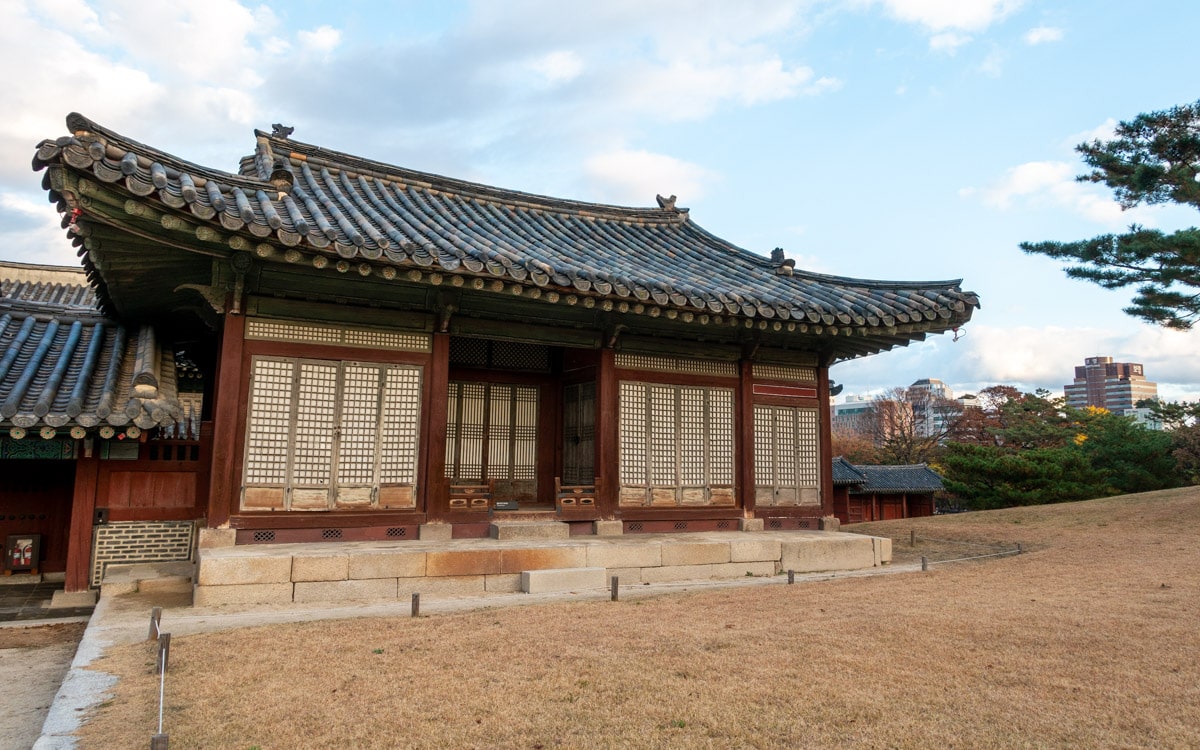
left=2, top=1, right=1198, bottom=401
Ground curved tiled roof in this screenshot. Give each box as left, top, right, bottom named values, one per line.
left=850, top=464, right=945, bottom=494
left=831, top=456, right=869, bottom=486
left=34, top=114, right=978, bottom=357
left=0, top=261, right=184, bottom=434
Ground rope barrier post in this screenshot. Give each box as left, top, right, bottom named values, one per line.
left=1017, top=543, right=1023, bottom=554
left=150, top=733, right=169, bottom=749
left=156, top=633, right=171, bottom=675
left=787, top=570, right=795, bottom=585
left=921, top=556, right=928, bottom=572
left=610, top=576, right=619, bottom=601
left=411, top=592, right=420, bottom=618
left=148, top=607, right=162, bottom=641
left=910, top=529, right=916, bottom=547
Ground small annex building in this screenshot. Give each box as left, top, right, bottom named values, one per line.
left=830, top=456, right=945, bottom=523
left=17, top=114, right=978, bottom=592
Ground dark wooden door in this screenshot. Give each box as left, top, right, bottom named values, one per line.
left=0, top=460, right=76, bottom=573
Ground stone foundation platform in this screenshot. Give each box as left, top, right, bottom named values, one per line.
left=189, top=530, right=892, bottom=607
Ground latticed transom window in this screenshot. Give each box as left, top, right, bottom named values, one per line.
left=618, top=381, right=735, bottom=506
left=241, top=357, right=422, bottom=511
left=445, top=382, right=539, bottom=493
left=754, top=405, right=820, bottom=506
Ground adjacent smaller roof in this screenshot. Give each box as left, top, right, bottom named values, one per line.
left=831, top=456, right=868, bottom=486
left=850, top=464, right=945, bottom=495
left=1, top=261, right=185, bottom=434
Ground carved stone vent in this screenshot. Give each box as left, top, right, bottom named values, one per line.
left=627, top=522, right=644, bottom=533
left=673, top=521, right=688, bottom=531
left=768, top=519, right=783, bottom=529
left=252, top=530, right=276, bottom=543
left=321, top=528, right=343, bottom=540
left=386, top=527, right=407, bottom=538
left=716, top=520, right=731, bottom=530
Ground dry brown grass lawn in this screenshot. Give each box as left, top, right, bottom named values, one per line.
left=81, top=488, right=1200, bottom=749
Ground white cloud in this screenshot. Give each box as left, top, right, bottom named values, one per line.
left=977, top=48, right=1005, bottom=75
left=527, top=50, right=584, bottom=85
left=298, top=24, right=342, bottom=55
left=1023, top=26, right=1063, bottom=45
left=1067, top=118, right=1117, bottom=147
left=929, top=32, right=972, bottom=52
left=875, top=0, right=1024, bottom=32
left=584, top=149, right=717, bottom=205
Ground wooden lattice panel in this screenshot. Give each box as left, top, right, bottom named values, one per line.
left=241, top=356, right=423, bottom=511
left=619, top=381, right=735, bottom=506
left=446, top=382, right=538, bottom=483
left=754, top=405, right=820, bottom=506
left=615, top=353, right=737, bottom=377
left=752, top=363, right=817, bottom=382
left=562, top=382, right=595, bottom=485
left=247, top=317, right=431, bottom=352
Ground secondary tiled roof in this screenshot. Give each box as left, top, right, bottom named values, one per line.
left=0, top=262, right=185, bottom=434
left=850, top=464, right=945, bottom=495
left=831, top=456, right=869, bottom=486
left=34, top=114, right=978, bottom=358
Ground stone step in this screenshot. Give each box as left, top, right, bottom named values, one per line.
left=521, top=566, right=607, bottom=594
left=489, top=521, right=571, bottom=541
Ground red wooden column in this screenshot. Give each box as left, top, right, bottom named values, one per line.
left=64, top=452, right=99, bottom=592
left=206, top=313, right=246, bottom=528
left=595, top=348, right=619, bottom=519
left=817, top=365, right=835, bottom=518
left=422, top=332, right=450, bottom=522
left=737, top=359, right=756, bottom=517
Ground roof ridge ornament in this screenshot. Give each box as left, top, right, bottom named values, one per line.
left=655, top=194, right=677, bottom=210
left=771, top=247, right=796, bottom=276
left=271, top=123, right=295, bottom=139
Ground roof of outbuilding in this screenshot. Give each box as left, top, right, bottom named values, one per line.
left=0, top=261, right=185, bottom=434
left=34, top=113, right=978, bottom=360
left=850, top=464, right=945, bottom=494
left=831, top=456, right=869, bottom=485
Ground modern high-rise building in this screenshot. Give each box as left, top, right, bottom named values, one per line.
left=1064, top=356, right=1158, bottom=412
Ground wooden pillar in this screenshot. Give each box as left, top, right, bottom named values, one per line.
left=902, top=493, right=909, bottom=519
left=423, top=332, right=450, bottom=521
left=737, top=359, right=756, bottom=516
left=64, top=453, right=99, bottom=592
left=817, top=365, right=834, bottom=517
left=595, top=348, right=618, bottom=519
left=206, top=313, right=246, bottom=528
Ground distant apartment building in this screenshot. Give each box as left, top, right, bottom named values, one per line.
left=832, top=378, right=960, bottom=439
left=909, top=378, right=956, bottom=437
left=832, top=395, right=876, bottom=433
left=1064, top=356, right=1158, bottom=412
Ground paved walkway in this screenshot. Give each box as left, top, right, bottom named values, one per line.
left=34, top=561, right=923, bottom=749
left=0, top=581, right=94, bottom=624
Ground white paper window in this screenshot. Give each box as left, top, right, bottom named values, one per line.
left=754, top=405, right=820, bottom=506
left=619, top=381, right=735, bottom=506
left=446, top=382, right=538, bottom=483
left=241, top=357, right=422, bottom=511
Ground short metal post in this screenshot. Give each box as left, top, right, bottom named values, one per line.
left=411, top=593, right=420, bottom=618
left=150, top=733, right=169, bottom=749
left=156, top=633, right=171, bottom=674
left=610, top=576, right=619, bottom=601
left=1017, top=543, right=1023, bottom=554
left=148, top=607, right=162, bottom=641
left=910, top=529, right=916, bottom=547
left=787, top=570, right=795, bottom=584
left=921, top=556, right=928, bottom=572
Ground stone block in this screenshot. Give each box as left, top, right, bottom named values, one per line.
left=738, top=518, right=764, bottom=532
left=606, top=567, right=643, bottom=585
left=660, top=541, right=729, bottom=566
left=489, top=521, right=570, bottom=541
left=137, top=576, right=194, bottom=594
left=292, top=553, right=349, bottom=582
left=640, top=564, right=717, bottom=583
left=99, top=580, right=138, bottom=598
left=593, top=520, right=624, bottom=537
left=710, top=561, right=778, bottom=579
left=500, top=546, right=587, bottom=574
left=820, top=515, right=841, bottom=532
left=403, top=575, right=486, bottom=597
left=585, top=542, right=661, bottom=569
left=197, top=555, right=292, bottom=586
left=780, top=535, right=876, bottom=573
left=193, top=583, right=294, bottom=607
left=293, top=578, right=397, bottom=603
left=49, top=590, right=97, bottom=608
left=730, top=538, right=782, bottom=563
left=521, top=567, right=607, bottom=594
left=426, top=550, right=502, bottom=577
left=485, top=573, right=523, bottom=593
left=418, top=524, right=453, bottom=541
left=198, top=528, right=236, bottom=548
left=873, top=536, right=892, bottom=565
left=348, top=551, right=426, bottom=580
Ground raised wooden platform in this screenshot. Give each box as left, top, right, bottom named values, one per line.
left=184, top=529, right=892, bottom=607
